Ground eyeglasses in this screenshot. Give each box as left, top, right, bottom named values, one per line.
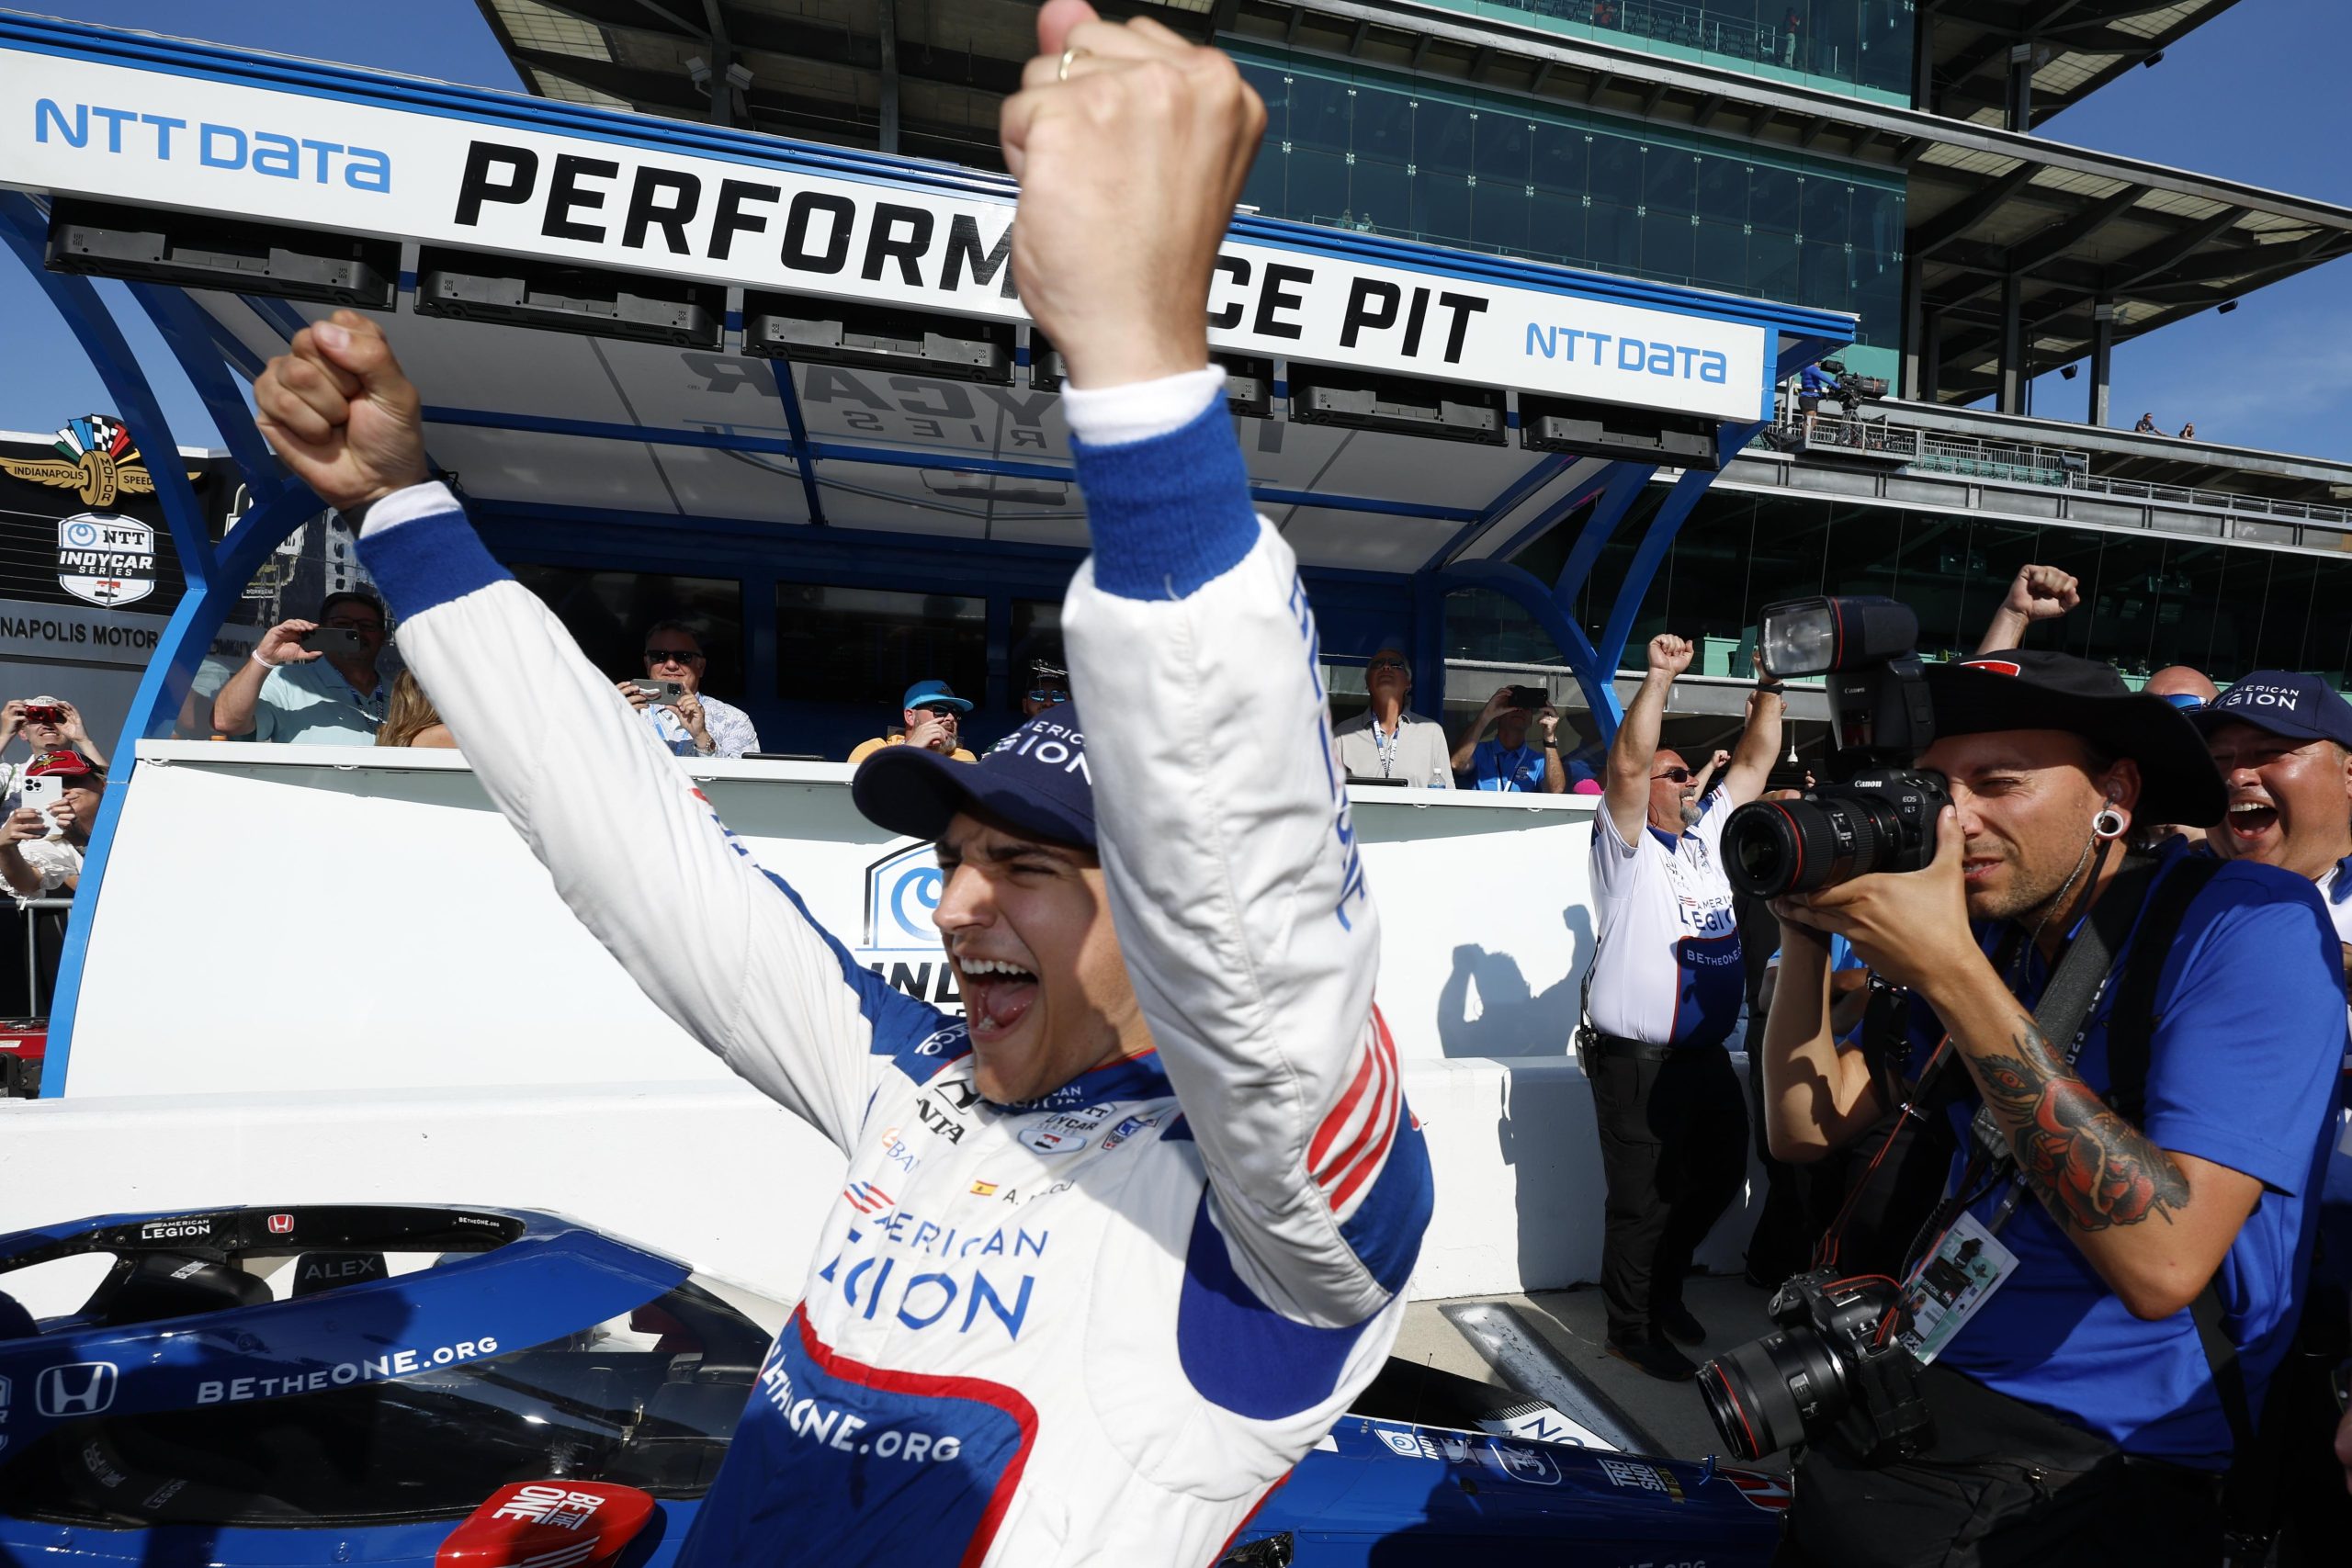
left=1367, top=657, right=1408, bottom=671
left=1652, top=767, right=1693, bottom=783
left=322, top=617, right=383, bottom=633
left=644, top=648, right=704, bottom=665
left=1027, top=690, right=1069, bottom=705
left=2156, top=692, right=2206, bottom=711
left=913, top=702, right=962, bottom=716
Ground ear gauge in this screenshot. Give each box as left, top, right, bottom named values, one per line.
left=2093, top=806, right=2128, bottom=840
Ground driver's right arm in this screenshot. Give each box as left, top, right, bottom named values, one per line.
left=256, top=313, right=933, bottom=1151
left=348, top=485, right=934, bottom=1149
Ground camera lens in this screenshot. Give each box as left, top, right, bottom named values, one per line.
left=1721, top=796, right=1886, bottom=898
left=1697, top=1328, right=1848, bottom=1461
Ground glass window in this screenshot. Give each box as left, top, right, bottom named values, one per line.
left=1473, top=177, right=1532, bottom=254
left=1290, top=73, right=1351, bottom=154
left=774, top=582, right=984, bottom=709
left=1695, top=156, right=1749, bottom=228
left=1530, top=122, right=1587, bottom=195
left=1287, top=148, right=1350, bottom=227
left=1417, top=97, right=1476, bottom=177
left=1415, top=169, right=1474, bottom=244
left=1528, top=187, right=1584, bottom=265
left=512, top=565, right=745, bottom=700
left=1801, top=178, right=1852, bottom=247
left=1351, top=157, right=1413, bottom=235
left=1749, top=164, right=1801, bottom=235
left=1475, top=116, right=1532, bottom=185
left=1589, top=133, right=1642, bottom=209
left=1353, top=86, right=1413, bottom=163
left=1645, top=147, right=1697, bottom=215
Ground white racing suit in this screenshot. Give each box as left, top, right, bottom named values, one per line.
left=350, top=384, right=1433, bottom=1565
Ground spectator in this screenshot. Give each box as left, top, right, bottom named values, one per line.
left=377, top=671, right=456, bottom=750
left=1, top=695, right=108, bottom=771
left=1796, top=361, right=1831, bottom=441
left=1973, top=563, right=2080, bottom=655
left=213, top=590, right=393, bottom=744
left=1451, top=687, right=1566, bottom=792
left=2180, top=421, right=2199, bottom=440
left=848, top=680, right=978, bottom=764
left=1762, top=650, right=2342, bottom=1563
left=2133, top=412, right=2159, bottom=434
left=1582, top=634, right=1783, bottom=1379
left=1331, top=637, right=1454, bottom=787
left=1023, top=660, right=1070, bottom=719
left=2141, top=666, right=2222, bottom=844
left=0, top=750, right=103, bottom=899
left=616, top=620, right=759, bottom=759
left=2191, top=670, right=2352, bottom=1554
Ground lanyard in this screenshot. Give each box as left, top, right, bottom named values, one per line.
left=1372, top=716, right=1400, bottom=778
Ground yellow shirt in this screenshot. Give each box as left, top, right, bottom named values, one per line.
left=847, top=734, right=978, bottom=764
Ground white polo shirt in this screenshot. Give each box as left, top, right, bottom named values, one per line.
left=1586, top=790, right=1745, bottom=1049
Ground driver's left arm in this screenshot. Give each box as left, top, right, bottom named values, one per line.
left=1061, top=372, right=1433, bottom=1333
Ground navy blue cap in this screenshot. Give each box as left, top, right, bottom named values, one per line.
left=901, top=679, right=972, bottom=714
left=2191, top=671, right=2352, bottom=749
left=853, top=705, right=1094, bottom=849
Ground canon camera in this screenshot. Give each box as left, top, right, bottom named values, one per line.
left=1695, top=1269, right=1934, bottom=1466
left=1720, top=596, right=1951, bottom=899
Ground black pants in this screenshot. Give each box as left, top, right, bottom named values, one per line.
left=1590, top=1043, right=1748, bottom=1340
left=1776, top=1365, right=2224, bottom=1568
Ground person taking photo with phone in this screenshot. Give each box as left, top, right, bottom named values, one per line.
left=0, top=750, right=104, bottom=897
left=614, top=619, right=759, bottom=759
left=1450, top=685, right=1567, bottom=792
left=212, top=589, right=392, bottom=744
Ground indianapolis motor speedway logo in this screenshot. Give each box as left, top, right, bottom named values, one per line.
left=0, top=414, right=187, bottom=508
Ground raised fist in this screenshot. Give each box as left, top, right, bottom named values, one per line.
left=1001, top=0, right=1264, bottom=389
left=1647, top=635, right=1694, bottom=678
left=2003, top=564, right=2080, bottom=624
left=254, top=311, right=432, bottom=513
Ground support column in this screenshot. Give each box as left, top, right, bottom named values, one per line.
left=1999, top=271, right=2025, bottom=415
left=878, top=0, right=900, bottom=155
left=1900, top=260, right=1926, bottom=400
left=1922, top=308, right=1944, bottom=407
left=701, top=0, right=733, bottom=127
left=2006, top=43, right=2034, bottom=131
left=2088, top=299, right=2117, bottom=429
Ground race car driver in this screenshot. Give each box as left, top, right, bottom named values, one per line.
left=246, top=3, right=1431, bottom=1562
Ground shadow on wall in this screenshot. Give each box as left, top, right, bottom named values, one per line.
left=1432, top=905, right=1593, bottom=1059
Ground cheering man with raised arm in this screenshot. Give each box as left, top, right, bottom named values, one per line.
left=1583, top=634, right=1782, bottom=1379
left=247, top=5, right=1430, bottom=1562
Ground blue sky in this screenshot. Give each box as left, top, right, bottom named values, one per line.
left=6, top=1, right=2348, bottom=463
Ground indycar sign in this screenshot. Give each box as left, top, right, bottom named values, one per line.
left=0, top=47, right=1773, bottom=422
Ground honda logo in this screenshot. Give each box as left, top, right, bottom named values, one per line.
left=36, top=1361, right=118, bottom=1417
left=267, top=1213, right=295, bottom=1235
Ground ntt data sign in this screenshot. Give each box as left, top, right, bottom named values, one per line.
left=0, top=48, right=1770, bottom=421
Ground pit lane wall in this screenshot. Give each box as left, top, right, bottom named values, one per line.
left=0, top=744, right=1762, bottom=1303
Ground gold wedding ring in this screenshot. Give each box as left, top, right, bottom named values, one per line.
left=1057, top=45, right=1090, bottom=82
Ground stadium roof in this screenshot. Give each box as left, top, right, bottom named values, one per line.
left=481, top=0, right=2352, bottom=411
left=1921, top=1, right=2246, bottom=130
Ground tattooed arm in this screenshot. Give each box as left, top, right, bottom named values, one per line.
left=1924, top=969, right=2264, bottom=1321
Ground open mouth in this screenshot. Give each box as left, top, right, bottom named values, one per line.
left=2221, top=800, right=2278, bottom=839
left=1961, top=856, right=2002, bottom=885
left=956, top=956, right=1039, bottom=1043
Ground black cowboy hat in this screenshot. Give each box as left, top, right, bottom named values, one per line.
left=1921, top=650, right=2226, bottom=828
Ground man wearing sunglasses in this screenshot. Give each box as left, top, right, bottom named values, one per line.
left=1022, top=659, right=1071, bottom=720
left=212, top=589, right=393, bottom=745
left=1581, top=632, right=1783, bottom=1380
left=616, top=621, right=760, bottom=760
left=849, top=679, right=978, bottom=764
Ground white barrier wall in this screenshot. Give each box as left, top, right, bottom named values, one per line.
left=0, top=744, right=1762, bottom=1301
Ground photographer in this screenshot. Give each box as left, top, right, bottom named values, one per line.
left=1760, top=650, right=2345, bottom=1564
left=211, top=591, right=391, bottom=743
left=1450, top=686, right=1566, bottom=792
left=1585, top=634, right=1782, bottom=1379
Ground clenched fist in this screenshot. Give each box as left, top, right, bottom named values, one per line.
left=1001, top=0, right=1264, bottom=389
left=254, top=311, right=431, bottom=513
left=2002, top=564, right=2080, bottom=625
left=1646, top=635, right=1694, bottom=679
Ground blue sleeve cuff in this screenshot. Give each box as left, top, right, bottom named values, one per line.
left=353, top=504, right=513, bottom=617
left=1069, top=395, right=1260, bottom=600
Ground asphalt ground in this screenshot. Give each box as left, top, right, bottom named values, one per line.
left=1396, top=1272, right=1792, bottom=1472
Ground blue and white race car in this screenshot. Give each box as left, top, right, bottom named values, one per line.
left=0, top=1206, right=1784, bottom=1566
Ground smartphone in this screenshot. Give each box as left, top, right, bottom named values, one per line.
left=636, top=679, right=687, bottom=708
left=300, top=627, right=371, bottom=657
left=1505, top=684, right=1551, bottom=709
left=18, top=774, right=61, bottom=833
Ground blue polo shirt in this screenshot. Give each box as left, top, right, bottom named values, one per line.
left=1466, top=737, right=1546, bottom=792
left=251, top=659, right=391, bottom=744
left=1907, top=842, right=2345, bottom=1465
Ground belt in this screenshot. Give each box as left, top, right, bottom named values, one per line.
left=1586, top=1034, right=1718, bottom=1062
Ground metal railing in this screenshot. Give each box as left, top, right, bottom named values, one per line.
left=1462, top=1, right=1846, bottom=80
left=1756, top=412, right=2352, bottom=533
